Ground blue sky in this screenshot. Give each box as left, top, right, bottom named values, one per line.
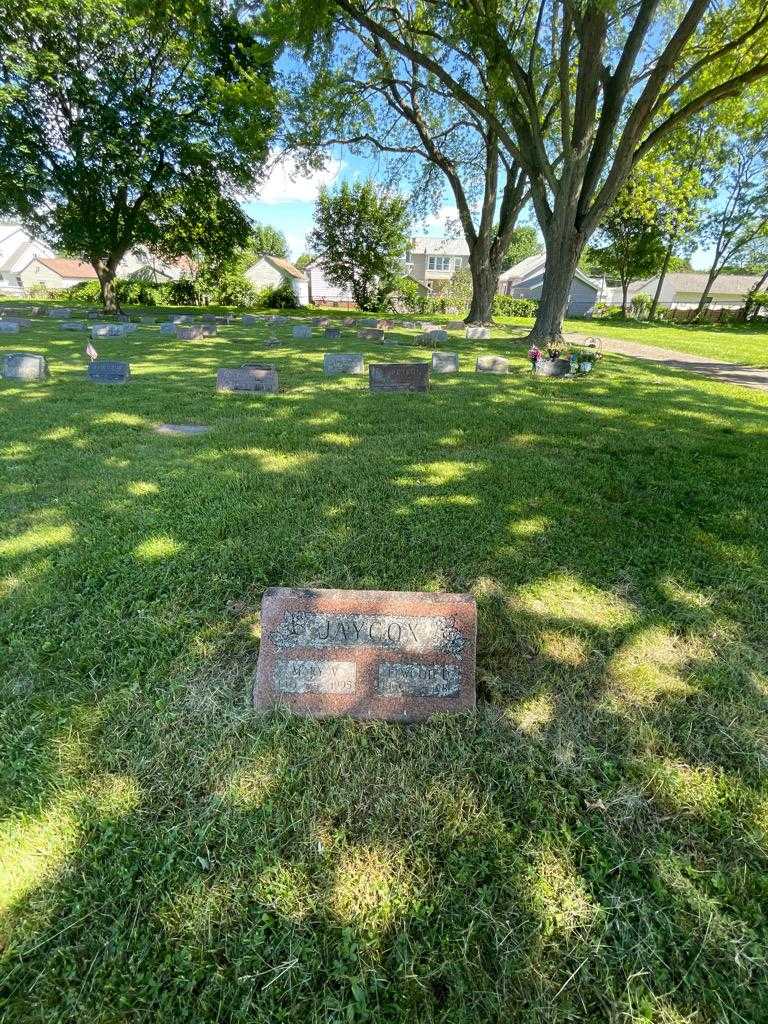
left=243, top=149, right=712, bottom=269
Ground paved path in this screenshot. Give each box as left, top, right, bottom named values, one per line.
left=565, top=333, right=768, bottom=392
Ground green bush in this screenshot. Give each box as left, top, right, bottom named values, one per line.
left=257, top=280, right=299, bottom=309
left=630, top=292, right=652, bottom=319
left=492, top=294, right=538, bottom=317
left=168, top=277, right=198, bottom=305
left=594, top=302, right=623, bottom=319
left=64, top=280, right=102, bottom=303
left=390, top=276, right=432, bottom=315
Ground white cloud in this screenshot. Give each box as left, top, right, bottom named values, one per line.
left=252, top=153, right=343, bottom=205
left=421, top=204, right=462, bottom=231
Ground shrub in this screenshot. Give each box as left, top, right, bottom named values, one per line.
left=67, top=280, right=103, bottom=303
left=168, top=277, right=198, bottom=305
left=630, top=292, right=652, bottom=319
left=492, top=294, right=538, bottom=317
left=594, top=302, right=622, bottom=319
left=212, top=273, right=258, bottom=308
left=257, top=280, right=299, bottom=309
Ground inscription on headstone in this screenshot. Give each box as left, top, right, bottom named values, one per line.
left=369, top=362, right=429, bottom=393
left=87, top=359, right=130, bottom=384
left=324, top=352, right=365, bottom=375
left=476, top=355, right=510, bottom=374
left=2, top=352, right=48, bottom=381
left=216, top=367, right=279, bottom=393
left=431, top=351, right=459, bottom=373
left=253, top=587, right=476, bottom=720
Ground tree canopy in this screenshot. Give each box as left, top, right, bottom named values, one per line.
left=309, top=179, right=410, bottom=310
left=0, top=0, right=278, bottom=309
left=278, top=0, right=768, bottom=339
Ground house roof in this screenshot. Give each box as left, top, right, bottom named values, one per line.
left=634, top=271, right=764, bottom=296
left=500, top=253, right=600, bottom=291
left=260, top=254, right=307, bottom=281
left=409, top=236, right=471, bottom=257
left=34, top=257, right=98, bottom=279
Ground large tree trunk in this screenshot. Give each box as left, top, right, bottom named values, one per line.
left=649, top=242, right=673, bottom=321
left=466, top=247, right=505, bottom=324
left=94, top=260, right=120, bottom=313
left=526, top=228, right=583, bottom=344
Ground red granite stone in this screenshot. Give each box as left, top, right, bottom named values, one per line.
left=253, top=587, right=476, bottom=721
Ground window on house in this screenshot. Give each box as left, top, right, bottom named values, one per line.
left=427, top=256, right=452, bottom=272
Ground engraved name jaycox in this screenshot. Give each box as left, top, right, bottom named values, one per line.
left=269, top=611, right=466, bottom=657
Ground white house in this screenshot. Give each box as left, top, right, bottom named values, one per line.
left=620, top=271, right=765, bottom=310
left=497, top=254, right=605, bottom=316
left=406, top=236, right=471, bottom=291
left=118, top=248, right=194, bottom=283
left=304, top=257, right=354, bottom=305
left=18, top=257, right=98, bottom=292
left=245, top=254, right=309, bottom=304
left=0, top=222, right=55, bottom=295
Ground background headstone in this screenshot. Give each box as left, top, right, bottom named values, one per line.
left=253, top=587, right=477, bottom=721
left=446, top=321, right=465, bottom=330
left=432, top=351, right=459, bottom=373
left=324, top=327, right=341, bottom=339
left=293, top=325, right=312, bottom=338
left=324, top=352, right=365, bottom=375
left=476, top=355, right=510, bottom=374
left=0, top=322, right=19, bottom=334
left=49, top=307, right=71, bottom=318
left=60, top=320, right=86, bottom=331
left=88, top=359, right=130, bottom=384
left=176, top=324, right=205, bottom=340
left=216, top=367, right=279, bottom=393
left=369, top=362, right=429, bottom=393
left=2, top=317, right=31, bottom=327
left=155, top=423, right=210, bottom=436
left=466, top=326, right=490, bottom=340
left=2, top=351, right=48, bottom=381
left=421, top=329, right=448, bottom=344
left=91, top=324, right=127, bottom=338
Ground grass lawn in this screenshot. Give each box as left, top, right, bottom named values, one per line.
left=558, top=316, right=768, bottom=367
left=2, top=308, right=768, bottom=1023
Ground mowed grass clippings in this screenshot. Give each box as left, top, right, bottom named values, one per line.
left=1, top=308, right=768, bottom=1024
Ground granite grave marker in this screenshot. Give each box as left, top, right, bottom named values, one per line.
left=216, top=367, right=279, bottom=393
left=2, top=351, right=48, bottom=381
left=324, top=352, right=365, bottom=375
left=432, top=351, right=459, bottom=373
left=253, top=587, right=477, bottom=721
left=88, top=359, right=130, bottom=384
left=369, top=362, right=429, bottom=393
left=476, top=355, right=510, bottom=374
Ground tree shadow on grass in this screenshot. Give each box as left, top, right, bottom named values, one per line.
left=1, top=332, right=768, bottom=1021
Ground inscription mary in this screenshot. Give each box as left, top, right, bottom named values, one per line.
left=269, top=611, right=466, bottom=657
left=274, top=658, right=356, bottom=694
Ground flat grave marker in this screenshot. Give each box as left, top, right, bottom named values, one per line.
left=88, top=359, right=130, bottom=384
left=253, top=587, right=477, bottom=721
left=155, top=423, right=210, bottom=436
left=432, top=351, right=459, bottom=373
left=323, top=352, right=365, bottom=376
left=369, top=362, right=429, bottom=393
left=476, top=355, right=510, bottom=374
left=2, top=351, right=48, bottom=381
left=216, top=367, right=279, bottom=394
